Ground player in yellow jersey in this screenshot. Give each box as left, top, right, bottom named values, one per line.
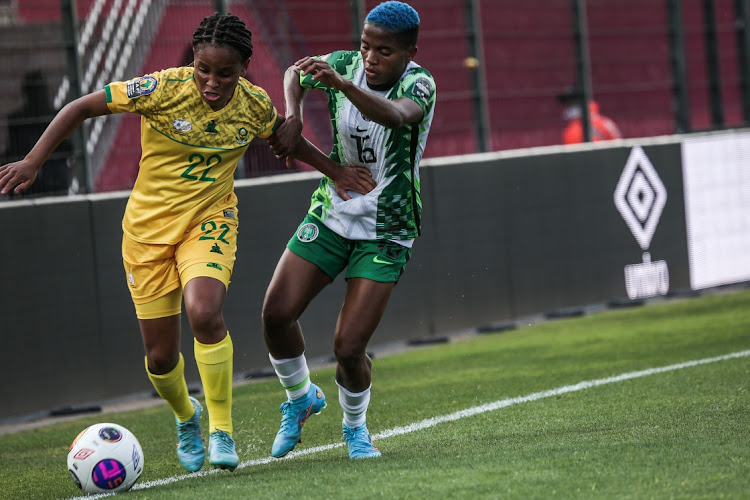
left=0, top=12, right=374, bottom=472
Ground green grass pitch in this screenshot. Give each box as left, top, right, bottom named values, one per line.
left=1, top=288, right=748, bottom=499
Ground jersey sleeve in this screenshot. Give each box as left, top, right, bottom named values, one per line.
left=299, top=50, right=356, bottom=90
left=398, top=69, right=437, bottom=119
left=255, top=104, right=281, bottom=139
left=104, top=71, right=163, bottom=115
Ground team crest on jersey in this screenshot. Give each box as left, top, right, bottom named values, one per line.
left=205, top=120, right=218, bottom=133
left=296, top=222, right=319, bottom=242
left=126, top=76, right=157, bottom=99
left=412, top=77, right=433, bottom=103
left=235, top=127, right=249, bottom=145
left=173, top=119, right=192, bottom=132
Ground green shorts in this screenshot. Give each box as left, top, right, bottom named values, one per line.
left=287, top=215, right=412, bottom=283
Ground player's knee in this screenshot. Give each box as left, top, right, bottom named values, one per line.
left=261, top=300, right=295, bottom=331
left=146, top=350, right=179, bottom=375
left=185, top=301, right=224, bottom=336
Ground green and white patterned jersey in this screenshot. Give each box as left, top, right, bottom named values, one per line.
left=301, top=50, right=436, bottom=245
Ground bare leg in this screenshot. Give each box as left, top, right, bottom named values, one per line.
left=183, top=276, right=234, bottom=438
left=333, top=278, right=395, bottom=392
left=140, top=313, right=195, bottom=422
left=262, top=249, right=331, bottom=358
left=140, top=315, right=181, bottom=374
left=264, top=249, right=332, bottom=458
left=183, top=276, right=227, bottom=345
left=334, top=278, right=393, bottom=459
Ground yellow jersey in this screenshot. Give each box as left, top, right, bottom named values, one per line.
left=105, top=66, right=278, bottom=244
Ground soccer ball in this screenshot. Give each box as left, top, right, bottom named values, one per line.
left=67, top=422, right=144, bottom=494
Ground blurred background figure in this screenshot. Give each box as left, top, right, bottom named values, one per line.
left=4, top=70, right=71, bottom=197
left=557, top=86, right=622, bottom=145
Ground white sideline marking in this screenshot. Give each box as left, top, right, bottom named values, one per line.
left=70, top=349, right=750, bottom=499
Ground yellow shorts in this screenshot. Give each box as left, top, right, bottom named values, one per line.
left=122, top=211, right=238, bottom=319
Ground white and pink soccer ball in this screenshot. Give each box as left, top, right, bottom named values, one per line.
left=67, top=422, right=144, bottom=494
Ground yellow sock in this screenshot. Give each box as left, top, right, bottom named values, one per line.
left=195, top=333, right=233, bottom=436
left=145, top=353, right=195, bottom=422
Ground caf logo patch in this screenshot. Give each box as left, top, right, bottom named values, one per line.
left=412, top=77, right=433, bottom=103
left=126, top=76, right=158, bottom=99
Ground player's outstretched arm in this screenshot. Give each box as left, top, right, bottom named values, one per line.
left=267, top=115, right=375, bottom=200
left=294, top=136, right=376, bottom=200
left=295, top=56, right=424, bottom=129
left=0, top=90, right=110, bottom=195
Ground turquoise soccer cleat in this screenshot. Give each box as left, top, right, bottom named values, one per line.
left=271, top=383, right=326, bottom=458
left=176, top=396, right=206, bottom=472
left=208, top=430, right=239, bottom=471
left=342, top=423, right=381, bottom=459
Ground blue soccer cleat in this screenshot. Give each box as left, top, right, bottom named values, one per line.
left=208, top=429, right=239, bottom=471
left=342, top=423, right=381, bottom=459
left=271, top=383, right=326, bottom=458
left=176, top=396, right=206, bottom=472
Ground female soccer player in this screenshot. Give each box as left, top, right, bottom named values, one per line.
left=0, top=12, right=363, bottom=472
left=263, top=1, right=437, bottom=459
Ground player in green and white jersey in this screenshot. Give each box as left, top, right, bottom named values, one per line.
left=262, top=1, right=436, bottom=459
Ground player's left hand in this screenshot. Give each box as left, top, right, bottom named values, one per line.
left=0, top=159, right=39, bottom=195
left=295, top=57, right=349, bottom=91
left=330, top=165, right=376, bottom=200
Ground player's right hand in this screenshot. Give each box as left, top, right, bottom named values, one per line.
left=0, top=159, right=39, bottom=195
left=295, top=57, right=348, bottom=92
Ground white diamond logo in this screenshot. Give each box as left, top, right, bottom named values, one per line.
left=614, top=145, right=667, bottom=250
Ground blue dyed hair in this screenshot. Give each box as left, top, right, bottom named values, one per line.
left=365, top=1, right=420, bottom=48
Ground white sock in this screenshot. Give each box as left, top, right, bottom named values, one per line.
left=337, top=381, right=371, bottom=429
left=269, top=353, right=311, bottom=401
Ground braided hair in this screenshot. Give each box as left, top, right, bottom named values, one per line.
left=192, top=12, right=253, bottom=62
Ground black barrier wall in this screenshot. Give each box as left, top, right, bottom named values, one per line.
left=0, top=139, right=694, bottom=421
